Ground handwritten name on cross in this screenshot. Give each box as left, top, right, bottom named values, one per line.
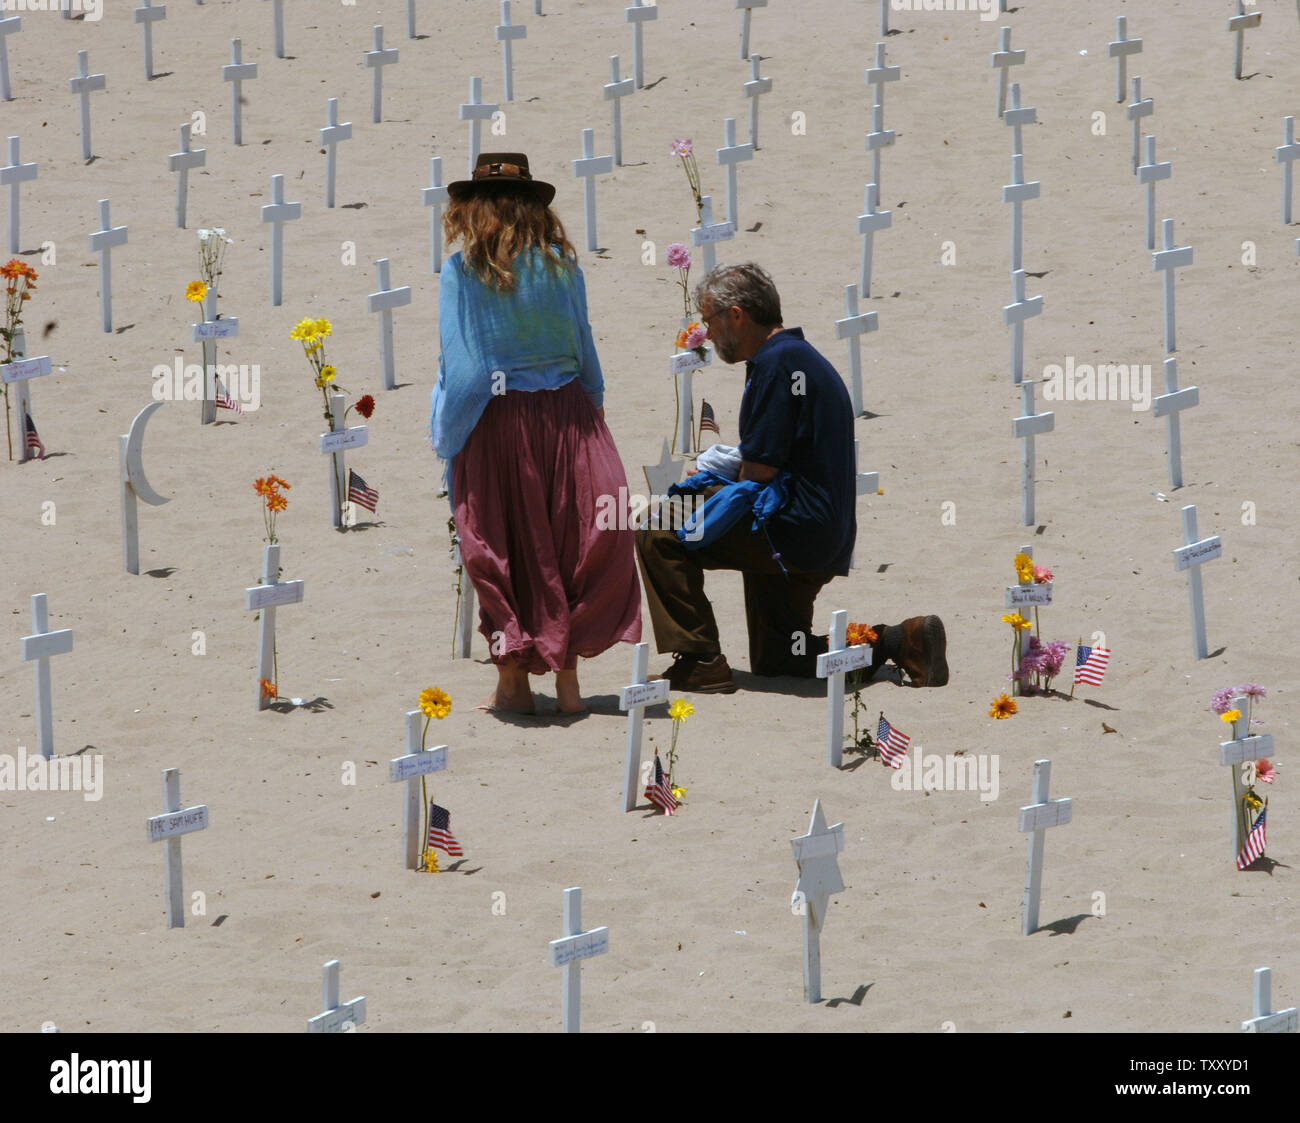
left=743, top=53, right=772, bottom=151
left=168, top=122, right=205, bottom=229
left=990, top=26, right=1024, bottom=118
left=857, top=182, right=891, bottom=298
left=1002, top=268, right=1042, bottom=385
left=320, top=391, right=368, bottom=529
left=572, top=128, right=613, bottom=253
left=68, top=51, right=106, bottom=162
left=133, top=0, right=166, bottom=82
left=308, top=960, right=366, bottom=1033
left=619, top=642, right=669, bottom=811
left=1172, top=504, right=1220, bottom=661
left=1151, top=357, right=1197, bottom=489
left=364, top=25, right=398, bottom=124
left=259, top=173, right=301, bottom=307
left=604, top=55, right=634, bottom=167
left=1228, top=0, right=1262, bottom=81
left=1107, top=16, right=1142, bottom=104
left=624, top=0, right=657, bottom=89
left=319, top=98, right=353, bottom=209
left=390, top=710, right=448, bottom=869
left=222, top=38, right=258, bottom=146
left=2, top=135, right=36, bottom=254
left=1152, top=217, right=1191, bottom=353
left=245, top=544, right=304, bottom=709
left=0, top=16, right=19, bottom=103
left=458, top=77, right=498, bottom=177
left=1243, top=968, right=1298, bottom=1034
left=20, top=593, right=73, bottom=761
left=691, top=194, right=733, bottom=275
left=1126, top=76, right=1153, bottom=175
left=422, top=156, right=449, bottom=273
left=3, top=329, right=50, bottom=464
left=815, top=610, right=872, bottom=769
left=791, top=799, right=845, bottom=1003
left=1018, top=759, right=1072, bottom=935
left=88, top=198, right=127, bottom=333
left=834, top=283, right=877, bottom=419
left=193, top=286, right=238, bottom=425
left=716, top=117, right=752, bottom=228
left=368, top=258, right=411, bottom=391
left=147, top=767, right=208, bottom=929
left=548, top=887, right=609, bottom=1033
left=495, top=1, right=526, bottom=103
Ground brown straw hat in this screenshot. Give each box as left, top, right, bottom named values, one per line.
left=447, top=152, right=556, bottom=206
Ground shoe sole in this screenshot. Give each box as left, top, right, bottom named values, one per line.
left=681, top=680, right=738, bottom=694
left=923, top=615, right=949, bottom=687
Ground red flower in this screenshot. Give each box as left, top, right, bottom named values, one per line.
left=354, top=394, right=376, bottom=419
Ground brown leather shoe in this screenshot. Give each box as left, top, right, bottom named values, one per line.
left=868, top=615, right=948, bottom=687
left=654, top=652, right=738, bottom=694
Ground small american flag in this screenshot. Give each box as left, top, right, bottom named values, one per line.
left=698, top=398, right=720, bottom=440
left=23, top=411, right=45, bottom=459
left=426, top=803, right=464, bottom=857
left=215, top=377, right=244, bottom=416
left=644, top=753, right=677, bottom=815
left=876, top=714, right=911, bottom=770
left=347, top=469, right=379, bottom=513
left=1236, top=805, right=1266, bottom=871
left=1073, top=645, right=1110, bottom=687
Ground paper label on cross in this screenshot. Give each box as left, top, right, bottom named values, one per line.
left=1173, top=536, right=1221, bottom=571
left=670, top=349, right=711, bottom=376
left=1245, top=1009, right=1300, bottom=1033
left=192, top=319, right=239, bottom=341
left=319, top=427, right=368, bottom=454
left=389, top=746, right=447, bottom=782
left=693, top=220, right=735, bottom=245
left=147, top=805, right=209, bottom=842
left=815, top=645, right=872, bottom=678
left=2, top=355, right=52, bottom=383
left=620, top=680, right=669, bottom=710
left=1005, top=583, right=1052, bottom=608
left=309, top=1000, right=365, bottom=1033
left=1219, top=734, right=1274, bottom=767
left=1018, top=797, right=1072, bottom=832
left=245, top=579, right=305, bottom=610
left=549, top=927, right=609, bottom=966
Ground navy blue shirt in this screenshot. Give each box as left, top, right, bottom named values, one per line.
left=738, top=328, right=856, bottom=576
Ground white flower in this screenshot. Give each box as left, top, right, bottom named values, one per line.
left=213, top=227, right=232, bottom=243
left=197, top=228, right=211, bottom=241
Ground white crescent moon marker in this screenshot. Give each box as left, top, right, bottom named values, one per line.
left=125, top=401, right=170, bottom=508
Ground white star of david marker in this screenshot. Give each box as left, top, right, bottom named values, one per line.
left=791, top=799, right=844, bottom=932
left=642, top=438, right=683, bottom=504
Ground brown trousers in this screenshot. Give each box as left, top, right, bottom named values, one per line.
left=634, top=495, right=833, bottom=676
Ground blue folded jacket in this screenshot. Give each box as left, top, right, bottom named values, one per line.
left=664, top=470, right=792, bottom=551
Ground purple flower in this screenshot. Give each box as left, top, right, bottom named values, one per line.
left=671, top=138, right=694, bottom=158
left=1210, top=686, right=1238, bottom=715
left=1041, top=640, right=1070, bottom=679
left=1238, top=683, right=1267, bottom=700
left=666, top=243, right=691, bottom=270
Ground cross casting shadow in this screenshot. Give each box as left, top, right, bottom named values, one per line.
left=1081, top=697, right=1120, bottom=711
left=442, top=859, right=483, bottom=875
left=145, top=567, right=178, bottom=578
left=269, top=696, right=333, bottom=714
left=23, top=452, right=69, bottom=461
left=839, top=753, right=874, bottom=772
left=729, top=671, right=824, bottom=698
left=1034, top=913, right=1092, bottom=936
left=1238, top=72, right=1263, bottom=81
left=1240, top=856, right=1287, bottom=876
left=642, top=76, right=669, bottom=91
left=390, top=381, right=414, bottom=390
left=344, top=520, right=387, bottom=532
left=114, top=324, right=135, bottom=334
left=1207, top=646, right=1227, bottom=658
left=825, top=982, right=873, bottom=1007
left=211, top=914, right=229, bottom=927
left=84, top=156, right=99, bottom=166
left=70, top=744, right=96, bottom=757
left=342, top=202, right=368, bottom=209
left=148, top=72, right=175, bottom=82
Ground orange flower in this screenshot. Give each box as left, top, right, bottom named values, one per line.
left=270, top=475, right=291, bottom=491
left=254, top=477, right=275, bottom=496
left=989, top=693, right=1017, bottom=719
left=846, top=623, right=878, bottom=646
left=267, top=493, right=288, bottom=513
left=259, top=679, right=278, bottom=700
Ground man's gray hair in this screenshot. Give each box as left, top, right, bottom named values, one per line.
left=693, top=262, right=783, bottom=328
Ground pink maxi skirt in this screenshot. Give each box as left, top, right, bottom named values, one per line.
left=452, top=379, right=642, bottom=674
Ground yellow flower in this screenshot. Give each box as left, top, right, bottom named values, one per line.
left=290, top=317, right=319, bottom=343
left=424, top=850, right=440, bottom=873
left=185, top=280, right=208, bottom=303
left=420, top=687, right=452, bottom=720
left=671, top=786, right=687, bottom=801
left=313, top=317, right=333, bottom=339
left=314, top=365, right=337, bottom=389
left=1243, top=790, right=1263, bottom=812
left=1013, top=552, right=1034, bottom=581
left=989, top=693, right=1017, bottom=719
left=668, top=698, right=694, bottom=722
left=1002, top=612, right=1031, bottom=631
left=1221, top=709, right=1241, bottom=724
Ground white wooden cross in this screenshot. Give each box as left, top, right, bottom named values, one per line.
left=691, top=195, right=733, bottom=275
left=1004, top=541, right=1051, bottom=617
left=990, top=26, right=1024, bottom=119
left=850, top=440, right=878, bottom=572
left=0, top=16, right=19, bottom=103
left=1136, top=135, right=1171, bottom=251
left=319, top=99, right=352, bottom=210
left=120, top=401, right=171, bottom=573
left=1152, top=217, right=1191, bottom=354
left=147, top=768, right=208, bottom=929
left=406, top=0, right=417, bottom=38
left=1002, top=268, right=1041, bottom=385
left=624, top=0, right=657, bottom=89
left=1126, top=76, right=1153, bottom=175
left=192, top=285, right=238, bottom=425
left=1019, top=759, right=1071, bottom=935
left=320, top=392, right=368, bottom=529
left=834, top=283, right=877, bottom=419
left=222, top=39, right=258, bottom=147
left=1219, top=695, right=1274, bottom=862
left=368, top=258, right=411, bottom=392
left=791, top=799, right=845, bottom=1003
left=245, top=543, right=305, bottom=710
left=716, top=117, right=753, bottom=230
left=67, top=51, right=106, bottom=163
left=259, top=173, right=301, bottom=308
left=495, top=1, right=526, bottom=103
left=3, top=330, right=49, bottom=464
left=133, top=0, right=166, bottom=83
left=1243, top=968, right=1298, bottom=1034
left=1228, top=0, right=1262, bottom=81
left=604, top=56, right=634, bottom=167
left=1013, top=379, right=1053, bottom=528
left=168, top=122, right=205, bottom=230
left=572, top=128, right=613, bottom=254
left=88, top=198, right=127, bottom=334
left=308, top=960, right=366, bottom=1033
left=744, top=54, right=772, bottom=151
left=865, top=42, right=900, bottom=114
left=619, top=642, right=669, bottom=812
left=1002, top=153, right=1039, bottom=276
left=736, top=0, right=766, bottom=61
left=1275, top=117, right=1300, bottom=226
left=1152, top=357, right=1197, bottom=489
left=1004, top=81, right=1035, bottom=162
left=815, top=611, right=872, bottom=770
left=390, top=710, right=448, bottom=869
left=264, top=0, right=285, bottom=59
left=1172, top=505, right=1220, bottom=660
left=856, top=183, right=891, bottom=301
left=453, top=541, right=476, bottom=658
left=458, top=77, right=498, bottom=177
left=548, top=887, right=609, bottom=1033
left=1107, top=16, right=1142, bottom=105
left=865, top=99, right=894, bottom=197
left=364, top=25, right=398, bottom=125
left=20, top=593, right=73, bottom=761
left=2, top=136, right=36, bottom=255
left=422, top=157, right=449, bottom=274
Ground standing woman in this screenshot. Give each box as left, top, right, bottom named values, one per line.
left=430, top=154, right=641, bottom=713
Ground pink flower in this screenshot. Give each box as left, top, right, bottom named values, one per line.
left=1210, top=687, right=1238, bottom=715
left=684, top=325, right=707, bottom=350
left=1239, top=683, right=1267, bottom=700
left=666, top=243, right=691, bottom=270
left=1033, top=565, right=1053, bottom=584
left=1256, top=758, right=1275, bottom=784
left=671, top=138, right=694, bottom=158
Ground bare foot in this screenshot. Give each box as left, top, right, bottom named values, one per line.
left=478, top=661, right=536, bottom=713
left=555, top=669, right=587, bottom=714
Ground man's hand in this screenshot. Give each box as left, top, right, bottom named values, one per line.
left=739, top=459, right=779, bottom=484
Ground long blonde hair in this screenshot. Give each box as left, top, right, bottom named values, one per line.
left=442, top=191, right=578, bottom=293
